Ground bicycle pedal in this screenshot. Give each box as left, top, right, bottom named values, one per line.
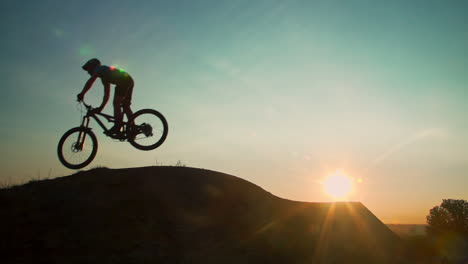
left=107, top=132, right=121, bottom=139
left=104, top=131, right=114, bottom=136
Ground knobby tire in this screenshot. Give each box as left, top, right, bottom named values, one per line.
left=57, top=127, right=98, bottom=169
left=128, top=109, right=168, bottom=151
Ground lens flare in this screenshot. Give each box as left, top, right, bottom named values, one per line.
left=52, top=28, right=64, bottom=38
left=79, top=45, right=94, bottom=57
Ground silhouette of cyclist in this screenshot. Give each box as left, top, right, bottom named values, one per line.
left=77, top=58, right=134, bottom=135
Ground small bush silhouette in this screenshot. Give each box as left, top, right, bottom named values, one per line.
left=174, top=160, right=186, bottom=167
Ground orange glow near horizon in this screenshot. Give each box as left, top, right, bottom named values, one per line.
left=323, top=170, right=354, bottom=201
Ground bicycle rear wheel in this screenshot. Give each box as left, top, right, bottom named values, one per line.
left=57, top=127, right=98, bottom=169
left=128, top=109, right=168, bottom=151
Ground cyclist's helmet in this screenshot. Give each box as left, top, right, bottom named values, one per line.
left=82, top=58, right=101, bottom=73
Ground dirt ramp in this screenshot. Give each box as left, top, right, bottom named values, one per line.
left=0, top=166, right=403, bottom=263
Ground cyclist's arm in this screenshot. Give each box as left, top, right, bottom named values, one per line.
left=97, top=82, right=111, bottom=112
left=78, top=74, right=99, bottom=100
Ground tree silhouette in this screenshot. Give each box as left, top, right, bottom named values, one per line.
left=426, top=199, right=468, bottom=236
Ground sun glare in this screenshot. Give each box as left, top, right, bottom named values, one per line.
left=323, top=170, right=353, bottom=200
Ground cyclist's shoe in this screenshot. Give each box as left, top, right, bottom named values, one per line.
left=105, top=125, right=122, bottom=137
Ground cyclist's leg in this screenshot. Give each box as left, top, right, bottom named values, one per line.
left=112, top=84, right=127, bottom=133
left=122, top=79, right=134, bottom=124
left=110, top=96, right=124, bottom=133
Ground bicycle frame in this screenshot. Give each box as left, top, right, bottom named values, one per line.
left=80, top=111, right=116, bottom=132
left=79, top=103, right=132, bottom=140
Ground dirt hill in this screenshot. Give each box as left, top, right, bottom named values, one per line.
left=1, top=166, right=404, bottom=263
left=387, top=224, right=428, bottom=237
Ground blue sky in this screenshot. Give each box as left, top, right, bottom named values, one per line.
left=1, top=0, right=467, bottom=223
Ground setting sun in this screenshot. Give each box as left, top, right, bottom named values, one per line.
left=323, top=170, right=353, bottom=200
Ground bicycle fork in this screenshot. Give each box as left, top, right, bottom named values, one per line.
left=75, top=116, right=91, bottom=151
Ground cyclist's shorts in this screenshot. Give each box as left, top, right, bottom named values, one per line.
left=115, top=77, right=134, bottom=106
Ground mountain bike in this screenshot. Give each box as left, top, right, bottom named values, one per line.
left=57, top=102, right=168, bottom=169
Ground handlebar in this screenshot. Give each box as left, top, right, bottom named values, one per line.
left=78, top=101, right=107, bottom=118
left=78, top=100, right=92, bottom=110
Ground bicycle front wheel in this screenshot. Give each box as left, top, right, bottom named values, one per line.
left=57, top=127, right=98, bottom=169
left=128, top=109, right=168, bottom=151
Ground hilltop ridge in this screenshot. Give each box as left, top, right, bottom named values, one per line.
left=1, top=166, right=403, bottom=263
